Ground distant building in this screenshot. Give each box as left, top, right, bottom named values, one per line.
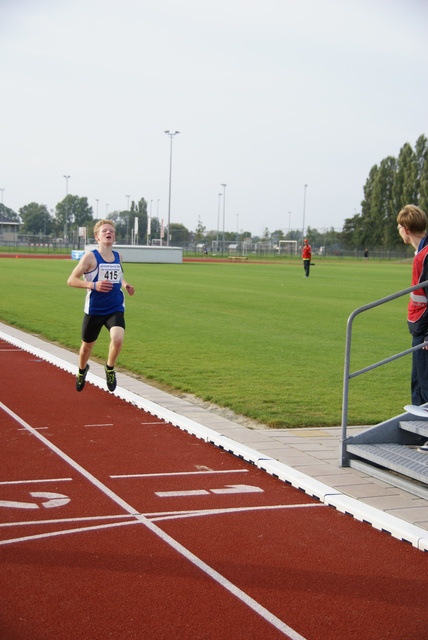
left=0, top=212, right=20, bottom=241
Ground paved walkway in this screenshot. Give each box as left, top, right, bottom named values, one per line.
left=2, top=321, right=428, bottom=550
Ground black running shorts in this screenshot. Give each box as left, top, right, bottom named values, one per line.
left=81, top=311, right=125, bottom=343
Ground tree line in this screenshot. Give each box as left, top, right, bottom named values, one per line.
left=2, top=134, right=427, bottom=250
left=340, top=134, right=428, bottom=250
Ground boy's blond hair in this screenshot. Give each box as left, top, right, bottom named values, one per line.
left=397, top=205, right=427, bottom=234
left=94, top=219, right=116, bottom=238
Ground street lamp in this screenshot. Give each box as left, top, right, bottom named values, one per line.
left=63, top=175, right=70, bottom=241
left=125, top=195, right=130, bottom=244
left=216, top=192, right=222, bottom=251
left=302, top=184, right=308, bottom=246
left=221, top=183, right=227, bottom=255
left=95, top=198, right=99, bottom=219
left=164, top=130, right=180, bottom=246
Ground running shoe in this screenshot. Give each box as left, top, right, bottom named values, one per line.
left=418, top=441, right=428, bottom=453
left=76, top=364, right=89, bottom=392
left=105, top=365, right=117, bottom=392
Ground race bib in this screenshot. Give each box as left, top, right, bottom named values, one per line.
left=98, top=263, right=122, bottom=283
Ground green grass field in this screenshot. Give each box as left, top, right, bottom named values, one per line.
left=0, top=256, right=415, bottom=428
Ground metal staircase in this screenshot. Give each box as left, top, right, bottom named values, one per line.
left=345, top=412, right=428, bottom=492
left=340, top=280, right=428, bottom=498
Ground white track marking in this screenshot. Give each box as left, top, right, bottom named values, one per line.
left=0, top=401, right=139, bottom=516
left=155, top=484, right=264, bottom=498
left=156, top=489, right=210, bottom=497
left=0, top=519, right=139, bottom=546
left=0, top=399, right=307, bottom=639
left=111, top=468, right=249, bottom=479
left=0, top=514, right=134, bottom=528
left=148, top=502, right=324, bottom=523
left=0, top=499, right=38, bottom=510
left=84, top=423, right=114, bottom=427
left=0, top=478, right=72, bottom=485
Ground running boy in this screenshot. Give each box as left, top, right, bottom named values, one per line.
left=67, top=219, right=135, bottom=392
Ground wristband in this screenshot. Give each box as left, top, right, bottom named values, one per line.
left=93, top=282, right=96, bottom=291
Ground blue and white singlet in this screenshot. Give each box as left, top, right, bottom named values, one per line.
left=83, top=250, right=125, bottom=315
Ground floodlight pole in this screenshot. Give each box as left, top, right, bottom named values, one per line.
left=216, top=192, right=222, bottom=250
left=165, top=130, right=180, bottom=247
left=221, top=183, right=227, bottom=255
left=126, top=195, right=130, bottom=244
left=63, top=175, right=70, bottom=242
left=302, top=184, right=308, bottom=246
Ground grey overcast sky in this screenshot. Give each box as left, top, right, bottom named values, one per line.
left=1, top=0, right=427, bottom=236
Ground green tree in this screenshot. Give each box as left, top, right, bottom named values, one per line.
left=19, top=203, right=53, bottom=235
left=169, top=223, right=190, bottom=244
left=56, top=195, right=93, bottom=237
left=420, top=154, right=428, bottom=214
left=340, top=213, right=364, bottom=250
left=0, top=204, right=20, bottom=222
left=415, top=134, right=428, bottom=212
left=194, top=217, right=206, bottom=243
left=391, top=142, right=417, bottom=214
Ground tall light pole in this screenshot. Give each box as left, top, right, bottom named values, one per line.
left=95, top=199, right=99, bottom=219
left=0, top=188, right=5, bottom=239
left=216, top=192, right=222, bottom=252
left=221, top=183, right=227, bottom=255
left=165, top=130, right=180, bottom=246
left=63, top=175, right=70, bottom=241
left=302, top=184, right=308, bottom=247
left=125, top=195, right=130, bottom=244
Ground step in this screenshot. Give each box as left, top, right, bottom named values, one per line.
left=399, top=420, right=428, bottom=439
left=347, top=443, right=428, bottom=485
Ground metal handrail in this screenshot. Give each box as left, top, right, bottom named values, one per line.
left=340, top=279, right=428, bottom=466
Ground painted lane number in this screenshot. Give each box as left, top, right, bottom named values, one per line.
left=0, top=492, right=70, bottom=509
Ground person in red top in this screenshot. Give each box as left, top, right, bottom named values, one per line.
left=397, top=205, right=428, bottom=420
left=302, top=238, right=312, bottom=277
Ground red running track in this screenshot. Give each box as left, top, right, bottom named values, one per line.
left=1, top=340, right=428, bottom=640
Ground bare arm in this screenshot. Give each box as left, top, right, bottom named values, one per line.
left=119, top=252, right=135, bottom=296
left=66, top=253, right=114, bottom=292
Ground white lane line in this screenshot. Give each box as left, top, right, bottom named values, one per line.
left=0, top=503, right=324, bottom=529
left=148, top=502, right=324, bottom=523
left=0, top=519, right=139, bottom=546
left=110, top=469, right=249, bottom=479
left=0, top=504, right=325, bottom=542
left=0, top=478, right=72, bottom=485
left=1, top=399, right=307, bottom=640
left=0, top=401, right=139, bottom=516
left=0, top=514, right=134, bottom=528
left=84, top=423, right=114, bottom=427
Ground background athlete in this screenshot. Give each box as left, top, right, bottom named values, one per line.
left=302, top=238, right=311, bottom=277
left=67, top=219, right=135, bottom=392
